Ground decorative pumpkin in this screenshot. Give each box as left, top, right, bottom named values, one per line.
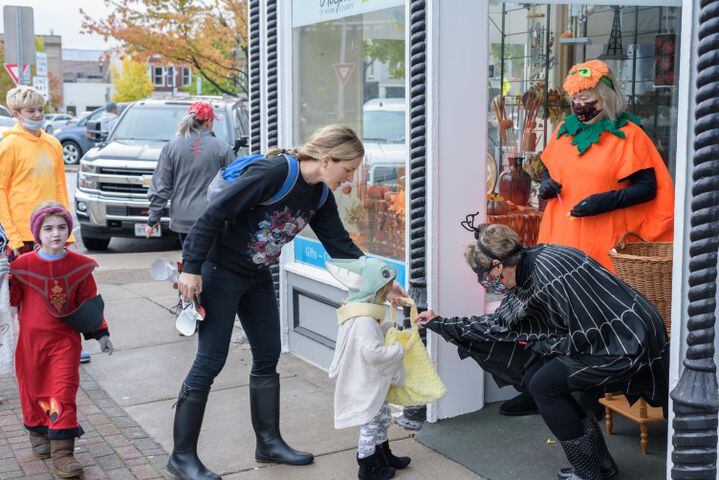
left=487, top=199, right=510, bottom=215
left=368, top=185, right=387, bottom=199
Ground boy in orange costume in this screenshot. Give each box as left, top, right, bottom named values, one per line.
left=536, top=59, right=674, bottom=271
left=0, top=86, right=74, bottom=258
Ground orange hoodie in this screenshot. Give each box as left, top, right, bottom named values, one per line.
left=0, top=123, right=74, bottom=249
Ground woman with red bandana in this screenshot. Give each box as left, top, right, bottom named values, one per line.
left=146, top=101, right=235, bottom=247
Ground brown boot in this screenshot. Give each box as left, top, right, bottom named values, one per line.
left=28, top=431, right=51, bottom=458
left=51, top=438, right=83, bottom=478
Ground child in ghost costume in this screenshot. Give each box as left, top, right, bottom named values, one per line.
left=326, top=257, right=411, bottom=480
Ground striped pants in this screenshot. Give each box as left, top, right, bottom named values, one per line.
left=358, top=403, right=391, bottom=459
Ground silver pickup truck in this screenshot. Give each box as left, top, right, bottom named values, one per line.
left=75, top=96, right=248, bottom=250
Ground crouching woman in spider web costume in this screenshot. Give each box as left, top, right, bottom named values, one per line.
left=414, top=218, right=669, bottom=480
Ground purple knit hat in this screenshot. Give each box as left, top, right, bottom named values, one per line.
left=30, top=205, right=74, bottom=245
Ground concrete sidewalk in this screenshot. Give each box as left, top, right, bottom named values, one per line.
left=69, top=262, right=481, bottom=479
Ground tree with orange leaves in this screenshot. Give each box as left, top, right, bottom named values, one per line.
left=81, top=0, right=247, bottom=96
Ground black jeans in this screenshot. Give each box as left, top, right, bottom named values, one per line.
left=183, top=262, right=281, bottom=391
left=527, top=358, right=586, bottom=441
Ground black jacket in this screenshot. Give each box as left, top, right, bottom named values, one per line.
left=427, top=244, right=669, bottom=408
left=182, top=155, right=362, bottom=275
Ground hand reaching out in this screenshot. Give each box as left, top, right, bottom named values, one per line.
left=386, top=281, right=409, bottom=308
left=414, top=310, right=438, bottom=327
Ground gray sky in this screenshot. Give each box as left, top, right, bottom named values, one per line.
left=1, top=0, right=118, bottom=50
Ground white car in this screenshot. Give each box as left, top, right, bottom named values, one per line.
left=44, top=113, right=75, bottom=133
left=362, top=98, right=407, bottom=185
left=0, top=105, right=16, bottom=137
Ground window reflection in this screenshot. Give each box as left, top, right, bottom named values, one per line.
left=293, top=3, right=407, bottom=264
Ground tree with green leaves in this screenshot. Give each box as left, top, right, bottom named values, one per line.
left=112, top=56, right=154, bottom=102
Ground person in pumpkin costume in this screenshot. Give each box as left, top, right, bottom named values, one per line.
left=0, top=202, right=112, bottom=478
left=536, top=59, right=674, bottom=269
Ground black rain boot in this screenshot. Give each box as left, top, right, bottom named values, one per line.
left=358, top=450, right=396, bottom=480
left=166, top=384, right=221, bottom=480
left=378, top=441, right=411, bottom=469
left=250, top=373, right=314, bottom=465
left=557, top=429, right=602, bottom=480
left=558, top=416, right=618, bottom=479
left=499, top=392, right=539, bottom=416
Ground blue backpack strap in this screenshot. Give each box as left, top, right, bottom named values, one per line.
left=222, top=153, right=264, bottom=182
left=262, top=154, right=299, bottom=205
left=317, top=184, right=329, bottom=209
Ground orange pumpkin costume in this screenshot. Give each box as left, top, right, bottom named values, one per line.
left=537, top=59, right=674, bottom=271
left=537, top=119, right=674, bottom=271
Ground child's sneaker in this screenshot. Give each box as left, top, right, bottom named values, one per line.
left=395, top=414, right=422, bottom=431
left=80, top=350, right=91, bottom=363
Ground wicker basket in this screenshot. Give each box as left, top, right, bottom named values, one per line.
left=608, top=232, right=673, bottom=333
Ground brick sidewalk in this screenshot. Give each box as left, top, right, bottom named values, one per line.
left=0, top=368, right=171, bottom=480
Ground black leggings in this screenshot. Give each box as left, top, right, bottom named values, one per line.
left=527, top=358, right=587, bottom=441
left=183, top=262, right=281, bottom=391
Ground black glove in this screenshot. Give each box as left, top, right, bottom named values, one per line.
left=570, top=168, right=657, bottom=217
left=538, top=169, right=562, bottom=199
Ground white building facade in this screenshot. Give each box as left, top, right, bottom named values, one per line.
left=249, top=0, right=719, bottom=478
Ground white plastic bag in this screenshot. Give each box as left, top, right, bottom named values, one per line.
left=176, top=299, right=205, bottom=336
left=0, top=275, right=18, bottom=376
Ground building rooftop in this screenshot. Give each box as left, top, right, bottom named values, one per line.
left=62, top=49, right=107, bottom=62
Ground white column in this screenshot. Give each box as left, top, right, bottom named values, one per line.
left=426, top=0, right=489, bottom=420
left=278, top=0, right=294, bottom=353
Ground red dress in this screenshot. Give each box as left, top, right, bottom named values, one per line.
left=9, top=250, right=108, bottom=439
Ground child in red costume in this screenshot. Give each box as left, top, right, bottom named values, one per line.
left=0, top=201, right=113, bottom=478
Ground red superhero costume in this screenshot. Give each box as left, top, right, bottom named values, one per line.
left=9, top=250, right=108, bottom=439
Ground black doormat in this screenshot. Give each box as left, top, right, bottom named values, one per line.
left=416, top=403, right=667, bottom=480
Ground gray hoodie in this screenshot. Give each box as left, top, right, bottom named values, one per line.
left=148, top=130, right=234, bottom=233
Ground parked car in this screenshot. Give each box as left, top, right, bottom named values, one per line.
left=0, top=104, right=16, bottom=134
left=52, top=104, right=128, bottom=164
left=75, top=96, right=249, bottom=250
left=44, top=113, right=74, bottom=133
left=362, top=98, right=407, bottom=185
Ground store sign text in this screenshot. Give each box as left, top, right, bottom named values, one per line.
left=293, top=0, right=404, bottom=28
left=319, top=0, right=354, bottom=15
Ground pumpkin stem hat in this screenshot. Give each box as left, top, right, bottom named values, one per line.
left=563, top=59, right=615, bottom=96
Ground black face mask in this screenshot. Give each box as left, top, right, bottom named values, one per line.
left=571, top=100, right=602, bottom=123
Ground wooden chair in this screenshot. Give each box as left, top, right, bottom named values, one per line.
left=598, top=392, right=665, bottom=454
left=598, top=309, right=670, bottom=455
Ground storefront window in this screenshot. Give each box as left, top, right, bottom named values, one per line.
left=485, top=2, right=681, bottom=247
left=292, top=0, right=407, bottom=283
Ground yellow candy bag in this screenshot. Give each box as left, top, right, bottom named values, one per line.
left=385, top=298, right=446, bottom=406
